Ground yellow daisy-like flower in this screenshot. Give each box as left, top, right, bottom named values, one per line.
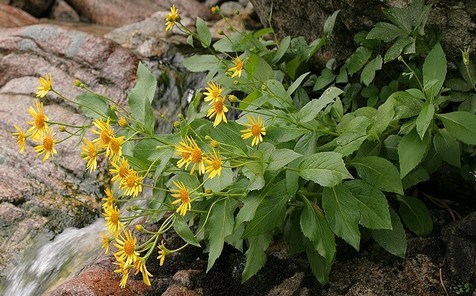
left=120, top=170, right=143, bottom=197
left=175, top=138, right=192, bottom=169
left=134, top=258, right=153, bottom=286
left=27, top=99, right=49, bottom=140
left=240, top=116, right=266, bottom=146
left=204, top=149, right=223, bottom=179
left=157, top=241, right=168, bottom=266
left=113, top=259, right=131, bottom=289
left=102, top=187, right=115, bottom=210
left=101, top=232, right=111, bottom=254
left=80, top=138, right=101, bottom=173
left=91, top=117, right=114, bottom=147
left=106, top=136, right=125, bottom=162
left=12, top=125, right=27, bottom=153
left=110, top=157, right=132, bottom=184
left=34, top=132, right=57, bottom=162
left=36, top=74, right=52, bottom=98
left=203, top=81, right=224, bottom=103
left=171, top=181, right=192, bottom=216
left=228, top=56, right=244, bottom=78
left=114, top=229, right=140, bottom=267
left=104, top=205, right=123, bottom=236
left=165, top=5, right=180, bottom=31
left=175, top=136, right=205, bottom=175
left=207, top=96, right=229, bottom=127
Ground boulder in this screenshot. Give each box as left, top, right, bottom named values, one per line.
left=8, top=0, right=55, bottom=17
left=49, top=0, right=80, bottom=22
left=0, top=4, right=38, bottom=27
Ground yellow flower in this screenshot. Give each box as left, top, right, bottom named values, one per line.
left=106, top=136, right=125, bottom=162
left=134, top=258, right=153, bottom=286
left=114, top=229, right=140, bottom=267
left=171, top=181, right=192, bottom=216
left=118, top=117, right=128, bottom=127
left=91, top=117, right=114, bottom=147
left=240, top=116, right=266, bottom=146
left=207, top=96, right=228, bottom=127
left=104, top=205, right=123, bottom=236
left=175, top=136, right=205, bottom=175
left=228, top=56, right=244, bottom=78
left=36, top=74, right=52, bottom=98
left=27, top=99, right=49, bottom=140
left=157, top=241, right=168, bottom=266
left=34, top=132, right=57, bottom=162
left=12, top=125, right=27, bottom=153
left=80, top=138, right=101, bottom=173
left=110, top=157, right=132, bottom=184
left=165, top=5, right=180, bottom=31
left=120, top=170, right=143, bottom=197
left=211, top=5, right=219, bottom=14
left=113, top=259, right=131, bottom=289
left=204, top=149, right=223, bottom=179
left=175, top=138, right=192, bottom=169
left=203, top=81, right=224, bottom=103
left=102, top=187, right=115, bottom=210
left=101, top=232, right=111, bottom=254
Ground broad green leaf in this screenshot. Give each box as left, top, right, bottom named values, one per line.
left=295, top=132, right=318, bottom=157
left=334, top=116, right=371, bottom=156
left=287, top=72, right=310, bottom=97
left=423, top=43, right=446, bottom=99
left=299, top=152, right=353, bottom=187
left=436, top=111, right=476, bottom=145
left=300, top=197, right=336, bottom=263
left=306, top=245, right=333, bottom=284
left=384, top=37, right=413, bottom=63
left=371, top=208, right=407, bottom=258
left=243, top=180, right=289, bottom=237
left=213, top=32, right=244, bottom=52
left=324, top=10, right=340, bottom=36
left=382, top=134, right=401, bottom=161
left=266, top=79, right=293, bottom=108
left=346, top=180, right=392, bottom=230
left=388, top=91, right=424, bottom=119
left=242, top=233, right=272, bottom=282
left=368, top=100, right=395, bottom=139
left=77, top=92, right=109, bottom=119
left=402, top=166, right=429, bottom=189
left=350, top=156, right=403, bottom=195
left=361, top=55, right=383, bottom=86
left=415, top=103, right=435, bottom=139
left=235, top=191, right=261, bottom=229
left=398, top=195, right=433, bottom=236
left=128, top=63, right=156, bottom=134
left=267, top=149, right=303, bottom=171
left=384, top=6, right=412, bottom=33
left=433, top=129, right=461, bottom=168
left=284, top=210, right=305, bottom=255
left=182, top=55, right=218, bottom=72
left=421, top=144, right=442, bottom=175
left=398, top=129, right=431, bottom=178
left=298, top=87, right=343, bottom=123
left=174, top=214, right=201, bottom=247
left=245, top=53, right=274, bottom=82
left=347, top=47, right=372, bottom=75
left=272, top=36, right=290, bottom=64
left=366, top=22, right=408, bottom=42
left=266, top=124, right=307, bottom=142
left=208, top=122, right=247, bottom=154
left=322, top=185, right=361, bottom=250
left=204, top=167, right=234, bottom=192
left=313, top=68, right=337, bottom=91
left=207, top=199, right=237, bottom=271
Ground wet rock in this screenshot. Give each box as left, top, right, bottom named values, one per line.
left=9, top=0, right=54, bottom=17
left=49, top=0, right=80, bottom=22
left=0, top=4, right=38, bottom=27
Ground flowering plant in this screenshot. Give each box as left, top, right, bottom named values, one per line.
left=13, top=2, right=476, bottom=288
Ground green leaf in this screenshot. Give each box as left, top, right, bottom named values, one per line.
left=266, top=79, right=293, bottom=108
left=207, top=198, right=237, bottom=271
left=128, top=63, right=156, bottom=134
left=398, top=129, right=431, bottom=178
left=366, top=22, right=408, bottom=42
left=322, top=185, right=361, bottom=250
left=402, top=166, right=429, bottom=189
left=298, top=87, right=343, bottom=123
left=423, top=43, right=446, bottom=99
left=285, top=210, right=305, bottom=255
left=389, top=90, right=425, bottom=119
left=371, top=208, right=407, bottom=258
left=433, top=129, right=461, bottom=168
left=305, top=245, right=333, bottom=284
left=235, top=191, right=261, bottom=229
left=242, top=233, right=272, bottom=282
left=243, top=180, right=289, bottom=237
left=334, top=116, right=371, bottom=156
left=174, top=214, right=201, bottom=247
left=267, top=149, right=302, bottom=171
left=383, top=6, right=412, bottom=33
left=361, top=55, right=383, bottom=86
left=77, top=92, right=109, bottom=119
left=345, top=180, right=392, bottom=230
left=313, top=68, right=337, bottom=91
left=245, top=53, right=274, bottom=82
left=208, top=122, right=248, bottom=154
left=350, top=156, right=403, bottom=195
left=300, top=197, right=336, bottom=263
left=368, top=100, right=395, bottom=139
left=347, top=47, right=372, bottom=75
left=266, top=124, right=307, bottom=143
left=204, top=167, right=234, bottom=192
left=324, top=10, right=340, bottom=36
left=384, top=36, right=413, bottom=63
left=213, top=32, right=244, bottom=52
left=398, top=195, right=433, bottom=236
left=287, top=72, right=310, bottom=97
left=299, top=152, right=353, bottom=187
left=436, top=111, right=476, bottom=145
left=272, top=36, right=290, bottom=64
left=182, top=55, right=218, bottom=72
left=415, top=103, right=435, bottom=139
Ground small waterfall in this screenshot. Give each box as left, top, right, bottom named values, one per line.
left=3, top=219, right=105, bottom=296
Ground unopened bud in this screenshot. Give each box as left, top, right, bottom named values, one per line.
left=135, top=224, right=143, bottom=231
left=218, top=30, right=225, bottom=35
left=462, top=48, right=471, bottom=66
left=178, top=113, right=184, bottom=120
left=211, top=140, right=219, bottom=148
left=233, top=80, right=239, bottom=85
left=205, top=188, right=213, bottom=194
left=110, top=105, right=117, bottom=111
left=228, top=94, right=238, bottom=102
left=58, top=125, right=66, bottom=132
left=173, top=121, right=180, bottom=128
left=235, top=10, right=240, bottom=15
left=118, top=117, right=128, bottom=127
left=211, top=6, right=219, bottom=14
left=74, top=80, right=84, bottom=87
left=397, top=55, right=404, bottom=62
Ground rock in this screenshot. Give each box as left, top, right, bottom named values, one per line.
left=172, top=269, right=202, bottom=289
left=49, top=0, right=80, bottom=22
left=267, top=272, right=306, bottom=296
left=9, top=0, right=55, bottom=17
left=162, top=284, right=203, bottom=296
left=220, top=1, right=245, bottom=16
left=0, top=23, right=138, bottom=283
left=0, top=4, right=38, bottom=28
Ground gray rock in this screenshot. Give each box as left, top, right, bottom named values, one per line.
left=49, top=0, right=80, bottom=22
left=0, top=3, right=38, bottom=28
left=220, top=1, right=245, bottom=17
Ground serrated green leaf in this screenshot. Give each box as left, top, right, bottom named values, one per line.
left=305, top=245, right=333, bottom=284
left=383, top=6, right=412, bottom=33
left=245, top=53, right=274, bottom=82
left=77, top=92, right=109, bottom=119
left=298, top=87, right=343, bottom=123
left=266, top=124, right=307, bottom=143
left=347, top=47, right=372, bottom=75
left=436, top=111, right=476, bottom=145
left=366, top=22, right=407, bottom=42
left=350, top=156, right=403, bottom=195
left=389, top=90, right=425, bottom=119
left=384, top=37, right=413, bottom=63
left=182, top=55, right=218, bottom=72
left=174, top=214, right=201, bottom=247
left=322, top=185, right=361, bottom=250
left=398, top=195, right=433, bottom=236
left=242, top=233, right=272, bottom=282
left=213, top=32, right=244, bottom=52
left=398, top=129, right=431, bottom=178
left=299, top=152, right=353, bottom=187
left=313, top=68, right=337, bottom=91
left=433, top=129, right=461, bottom=168
left=368, top=100, right=395, bottom=139
left=415, top=103, right=435, bottom=139
left=346, top=180, right=392, bottom=230
left=266, top=79, right=293, bottom=108
left=401, top=166, right=429, bottom=189
left=284, top=210, right=305, bottom=255
left=361, top=55, right=383, bottom=86
left=423, top=43, right=446, bottom=100
left=334, top=116, right=371, bottom=156
left=267, top=149, right=303, bottom=171
left=371, top=208, right=407, bottom=258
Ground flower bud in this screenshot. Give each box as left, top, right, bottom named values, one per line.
left=218, top=29, right=225, bottom=35
left=110, top=105, right=117, bottom=111
left=462, top=48, right=471, bottom=66
left=397, top=55, right=404, bottom=62
left=211, top=140, right=219, bottom=148
left=58, top=125, right=66, bottom=132
left=228, top=94, right=238, bottom=102
left=74, top=80, right=84, bottom=87
left=205, top=188, right=213, bottom=194
left=135, top=224, right=143, bottom=231
left=118, top=118, right=128, bottom=127
left=211, top=6, right=219, bottom=14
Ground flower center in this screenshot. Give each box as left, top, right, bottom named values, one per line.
left=182, top=152, right=191, bottom=159
left=212, top=159, right=221, bottom=170
left=126, top=174, right=136, bottom=187
left=43, top=137, right=53, bottom=150
left=110, top=211, right=119, bottom=224
left=35, top=114, right=46, bottom=129
left=88, top=146, right=96, bottom=158
left=213, top=100, right=223, bottom=113
left=124, top=240, right=135, bottom=255
left=119, top=166, right=129, bottom=178
left=179, top=189, right=189, bottom=203
left=110, top=139, right=120, bottom=153
left=251, top=124, right=262, bottom=137
left=191, top=148, right=202, bottom=163
left=100, top=131, right=111, bottom=145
